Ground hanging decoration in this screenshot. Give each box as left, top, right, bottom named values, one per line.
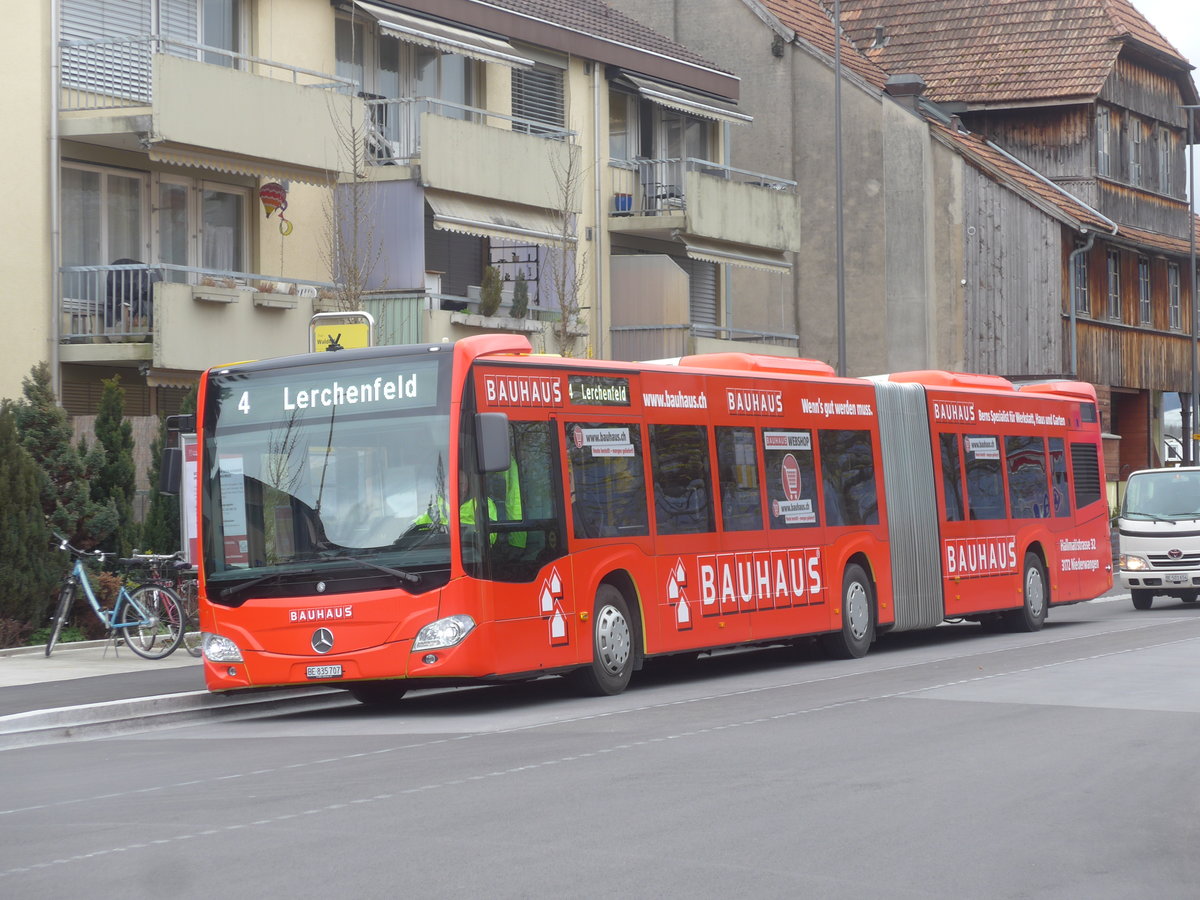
left=259, top=182, right=293, bottom=236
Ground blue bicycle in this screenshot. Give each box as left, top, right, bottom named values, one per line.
left=45, top=535, right=186, bottom=659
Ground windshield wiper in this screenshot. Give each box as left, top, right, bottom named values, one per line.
left=320, top=553, right=421, bottom=584
left=218, top=568, right=316, bottom=600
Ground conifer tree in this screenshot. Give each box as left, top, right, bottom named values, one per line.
left=0, top=402, right=57, bottom=626
left=92, top=376, right=136, bottom=556
left=11, top=363, right=117, bottom=548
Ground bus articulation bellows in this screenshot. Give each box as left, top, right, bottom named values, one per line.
left=188, top=334, right=1112, bottom=703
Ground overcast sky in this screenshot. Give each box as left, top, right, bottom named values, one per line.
left=1134, top=0, right=1199, bottom=208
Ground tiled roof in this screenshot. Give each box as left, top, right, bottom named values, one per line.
left=759, top=1, right=890, bottom=89
left=928, top=119, right=1118, bottom=233
left=833, top=0, right=1194, bottom=105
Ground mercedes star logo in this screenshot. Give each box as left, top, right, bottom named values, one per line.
left=311, top=628, right=334, bottom=654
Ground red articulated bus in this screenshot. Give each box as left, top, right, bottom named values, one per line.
left=190, top=334, right=1111, bottom=703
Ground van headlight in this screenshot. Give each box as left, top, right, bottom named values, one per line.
left=1120, top=554, right=1150, bottom=572
left=203, top=633, right=244, bottom=662
left=413, top=615, right=475, bottom=651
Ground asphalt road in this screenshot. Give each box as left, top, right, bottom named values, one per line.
left=2, top=592, right=1198, bottom=898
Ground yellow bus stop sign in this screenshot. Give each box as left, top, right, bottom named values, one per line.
left=310, top=312, right=375, bottom=352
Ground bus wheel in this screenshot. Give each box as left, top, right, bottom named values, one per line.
left=571, top=584, right=634, bottom=696
left=1131, top=590, right=1154, bottom=611
left=821, top=564, right=874, bottom=659
left=1006, top=553, right=1047, bottom=632
left=348, top=682, right=408, bottom=708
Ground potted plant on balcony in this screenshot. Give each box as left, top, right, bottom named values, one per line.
left=510, top=271, right=530, bottom=320
left=478, top=265, right=502, bottom=317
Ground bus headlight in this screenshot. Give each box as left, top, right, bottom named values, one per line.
left=204, top=633, right=244, bottom=663
left=1120, top=554, right=1150, bottom=572
left=413, top=615, right=475, bottom=651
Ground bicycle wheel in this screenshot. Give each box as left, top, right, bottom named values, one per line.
left=120, top=585, right=186, bottom=660
left=45, top=582, right=75, bottom=657
left=179, top=581, right=203, bottom=658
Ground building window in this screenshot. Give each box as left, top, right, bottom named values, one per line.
left=1128, top=118, right=1143, bottom=186
left=1137, top=256, right=1151, bottom=324
left=1073, top=251, right=1089, bottom=315
left=1106, top=250, right=1121, bottom=320
left=1096, top=106, right=1111, bottom=177
left=1169, top=263, right=1181, bottom=330
left=609, top=90, right=636, bottom=161
left=61, top=164, right=147, bottom=269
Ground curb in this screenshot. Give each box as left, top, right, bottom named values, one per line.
left=0, top=685, right=351, bottom=751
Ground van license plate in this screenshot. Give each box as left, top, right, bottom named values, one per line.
left=1166, top=573, right=1188, bottom=585
left=306, top=665, right=343, bottom=679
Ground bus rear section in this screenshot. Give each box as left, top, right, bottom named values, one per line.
left=876, top=372, right=1111, bottom=632
left=1118, top=466, right=1200, bottom=609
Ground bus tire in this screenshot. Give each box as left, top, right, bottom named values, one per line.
left=1131, top=590, right=1154, bottom=611
left=571, top=584, right=634, bottom=696
left=348, top=682, right=408, bottom=707
left=1006, top=552, right=1047, bottom=632
left=821, top=563, right=874, bottom=659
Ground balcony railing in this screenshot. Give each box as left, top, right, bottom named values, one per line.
left=59, top=36, right=351, bottom=111
left=60, top=263, right=335, bottom=342
left=362, top=96, right=575, bottom=165
left=611, top=323, right=799, bottom=361
left=609, top=158, right=796, bottom=216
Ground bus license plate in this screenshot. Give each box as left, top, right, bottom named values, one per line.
left=306, top=665, right=343, bottom=679
left=1166, top=573, right=1188, bottom=584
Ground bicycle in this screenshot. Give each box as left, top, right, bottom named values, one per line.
left=45, top=535, right=186, bottom=660
left=126, top=551, right=201, bottom=658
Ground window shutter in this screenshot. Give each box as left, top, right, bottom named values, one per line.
left=512, top=65, right=564, bottom=135
left=61, top=0, right=152, bottom=101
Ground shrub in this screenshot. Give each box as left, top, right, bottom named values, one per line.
left=478, top=266, right=502, bottom=317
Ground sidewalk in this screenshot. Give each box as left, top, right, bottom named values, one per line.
left=0, top=640, right=346, bottom=749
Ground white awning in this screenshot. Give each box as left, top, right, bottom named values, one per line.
left=353, top=1, right=533, bottom=68
left=680, top=235, right=790, bottom=273
left=427, top=190, right=574, bottom=246
left=623, top=74, right=752, bottom=126
left=147, top=144, right=336, bottom=186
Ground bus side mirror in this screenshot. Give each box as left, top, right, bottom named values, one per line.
left=475, top=412, right=511, bottom=473
left=160, top=446, right=182, bottom=495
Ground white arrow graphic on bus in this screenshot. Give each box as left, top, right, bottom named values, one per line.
left=539, top=567, right=569, bottom=647
left=666, top=558, right=692, bottom=631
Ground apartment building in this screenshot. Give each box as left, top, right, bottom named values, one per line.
left=9, top=0, right=799, bottom=422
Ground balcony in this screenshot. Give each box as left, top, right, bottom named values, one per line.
left=611, top=324, right=799, bottom=362
left=59, top=263, right=337, bottom=373
left=362, top=97, right=577, bottom=212
left=607, top=158, right=799, bottom=255
left=58, top=37, right=354, bottom=182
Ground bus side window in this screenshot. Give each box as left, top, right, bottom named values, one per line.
left=763, top=428, right=820, bottom=529
left=481, top=420, right=567, bottom=582
left=964, top=434, right=1006, bottom=520
left=1048, top=438, right=1071, bottom=517
left=565, top=422, right=649, bottom=539
left=1006, top=435, right=1049, bottom=518
left=818, top=429, right=880, bottom=527
left=716, top=426, right=762, bottom=531
left=649, top=424, right=715, bottom=535
left=939, top=433, right=965, bottom=522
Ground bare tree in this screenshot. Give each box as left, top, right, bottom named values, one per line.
left=544, top=144, right=590, bottom=359
left=320, top=17, right=384, bottom=323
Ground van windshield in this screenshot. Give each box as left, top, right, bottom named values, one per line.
left=1122, top=469, right=1200, bottom=521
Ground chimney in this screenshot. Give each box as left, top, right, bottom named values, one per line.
left=884, top=73, right=927, bottom=111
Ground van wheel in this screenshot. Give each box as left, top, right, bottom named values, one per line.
left=1004, top=552, right=1047, bottom=632
left=571, top=585, right=634, bottom=695
left=1131, top=590, right=1154, bottom=611
left=821, top=564, right=874, bottom=659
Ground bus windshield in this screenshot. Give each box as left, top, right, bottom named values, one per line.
left=202, top=352, right=452, bottom=585
left=1122, top=469, right=1200, bottom=521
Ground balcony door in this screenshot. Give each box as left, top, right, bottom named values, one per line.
left=161, top=0, right=247, bottom=66
left=154, top=174, right=250, bottom=280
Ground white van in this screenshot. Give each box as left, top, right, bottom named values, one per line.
left=1118, top=466, right=1200, bottom=609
